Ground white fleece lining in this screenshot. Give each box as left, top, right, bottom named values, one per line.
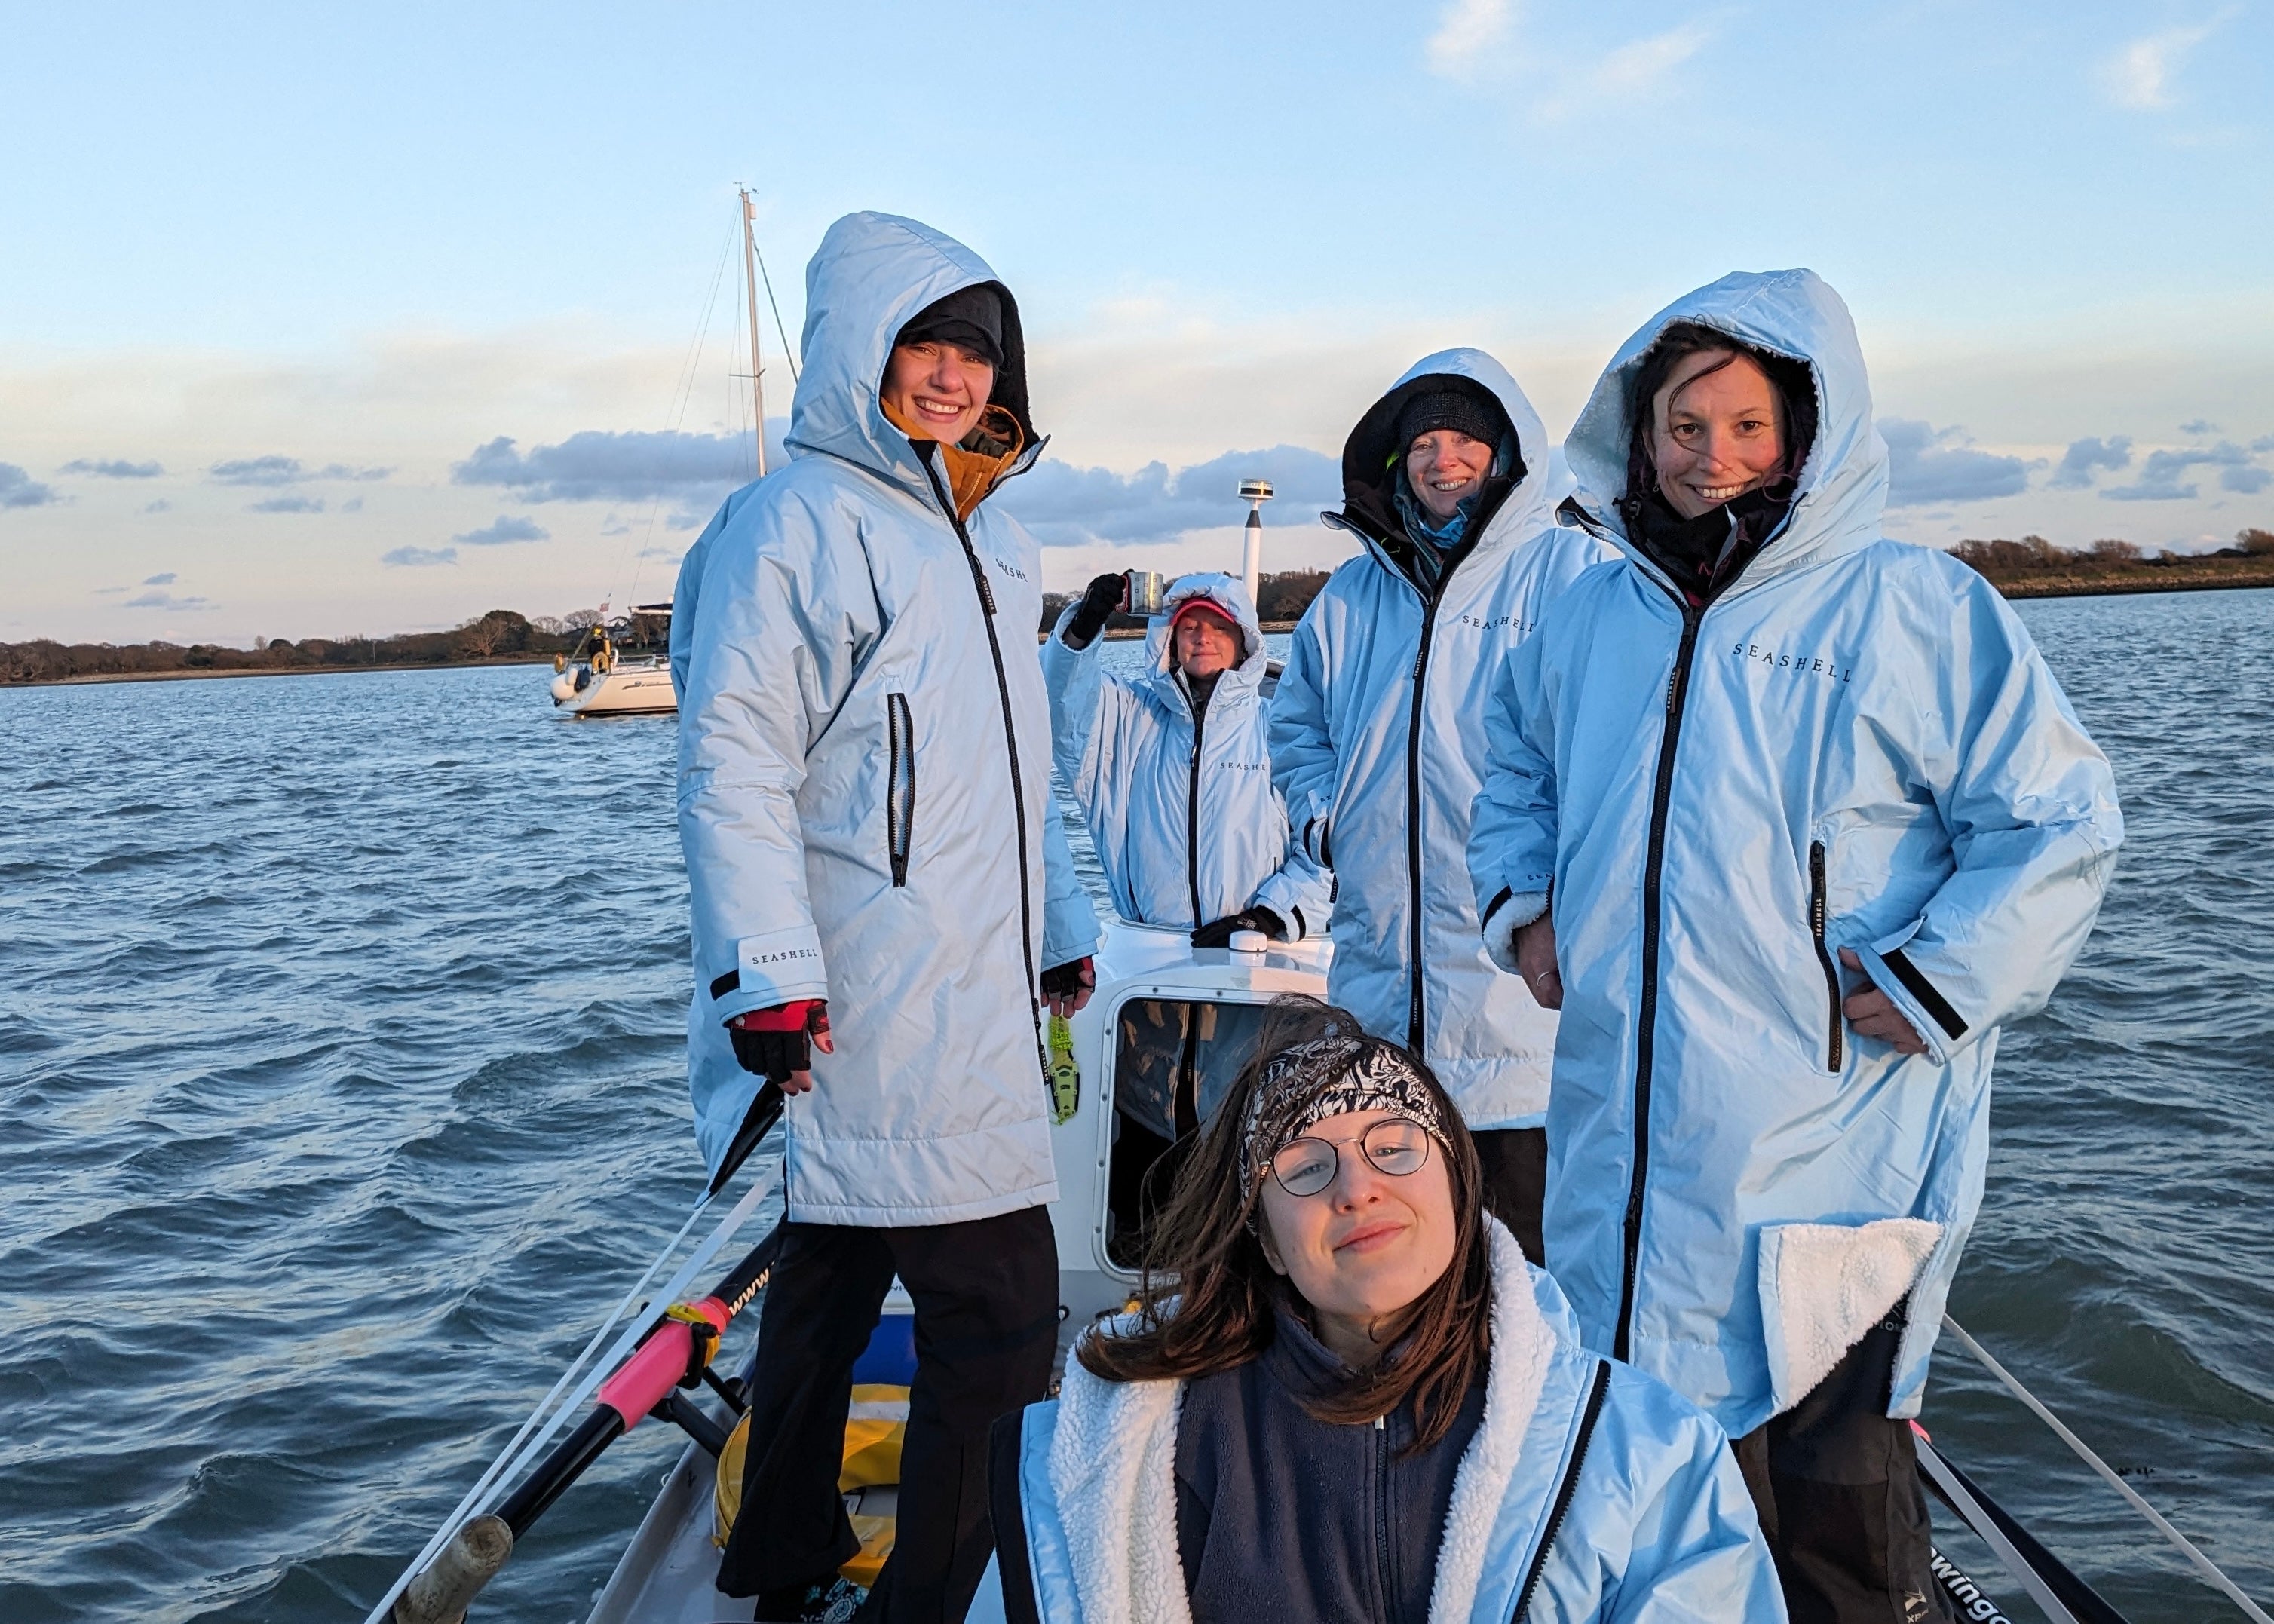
left=1048, top=1342, right=1191, bottom=1624
left=1758, top=1217, right=1942, bottom=1417
left=1046, top=1215, right=1554, bottom=1624
left=1424, top=1218, right=1556, bottom=1624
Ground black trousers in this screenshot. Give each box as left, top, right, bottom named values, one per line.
left=1732, top=1320, right=1954, bottom=1624
left=716, top=1206, right=1060, bottom=1624
left=1471, top=1126, right=1546, bottom=1265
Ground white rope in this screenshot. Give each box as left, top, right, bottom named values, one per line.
left=1944, top=1315, right=2272, bottom=1624
left=363, top=1168, right=776, bottom=1623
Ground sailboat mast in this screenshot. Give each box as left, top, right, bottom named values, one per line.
left=740, top=188, right=767, bottom=479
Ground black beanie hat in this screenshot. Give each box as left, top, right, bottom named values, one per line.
left=1396, top=387, right=1503, bottom=453
left=895, top=284, right=1004, bottom=368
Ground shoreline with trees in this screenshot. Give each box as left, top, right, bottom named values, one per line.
left=8, top=535, right=2271, bottom=688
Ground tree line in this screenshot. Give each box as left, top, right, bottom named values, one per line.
left=0, top=608, right=593, bottom=686
left=1951, top=529, right=2274, bottom=581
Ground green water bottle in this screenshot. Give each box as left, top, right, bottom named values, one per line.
left=1047, top=1014, right=1080, bottom=1124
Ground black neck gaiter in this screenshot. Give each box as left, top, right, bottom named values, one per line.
left=1629, top=483, right=1794, bottom=606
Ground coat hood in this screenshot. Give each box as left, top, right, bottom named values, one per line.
left=1144, top=571, right=1267, bottom=681
left=1562, top=268, right=1889, bottom=591
left=1331, top=348, right=1557, bottom=576
left=785, top=211, right=1038, bottom=499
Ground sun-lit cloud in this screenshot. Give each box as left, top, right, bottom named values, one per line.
left=2099, top=14, right=2230, bottom=112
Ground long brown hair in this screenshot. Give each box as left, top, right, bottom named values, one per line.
left=1077, top=996, right=1491, bottom=1448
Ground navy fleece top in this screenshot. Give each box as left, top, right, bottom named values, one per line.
left=1173, top=1306, right=1486, bottom=1624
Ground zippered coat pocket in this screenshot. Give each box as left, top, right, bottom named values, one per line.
left=1808, top=839, right=1843, bottom=1072
left=887, top=691, right=915, bottom=887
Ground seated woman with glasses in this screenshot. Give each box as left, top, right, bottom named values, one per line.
left=985, top=997, right=1785, bottom=1624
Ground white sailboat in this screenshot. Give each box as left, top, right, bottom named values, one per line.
left=550, top=604, right=676, bottom=718
left=545, top=188, right=786, bottom=722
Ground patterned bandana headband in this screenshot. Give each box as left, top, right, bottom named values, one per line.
left=1237, top=1035, right=1451, bottom=1207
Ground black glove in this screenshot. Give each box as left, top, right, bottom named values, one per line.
left=725, top=1000, right=831, bottom=1084
left=1039, top=955, right=1095, bottom=1014
left=1191, top=907, right=1286, bottom=948
left=1063, top=573, right=1128, bottom=648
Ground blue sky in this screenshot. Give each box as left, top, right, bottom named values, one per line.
left=3, top=1, right=2269, bottom=642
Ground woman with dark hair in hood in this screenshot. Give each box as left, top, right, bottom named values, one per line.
left=1270, top=351, right=1616, bottom=1263
left=1467, top=271, right=2122, bottom=1622
left=986, top=996, right=1784, bottom=1623
left=676, top=212, right=1102, bottom=1624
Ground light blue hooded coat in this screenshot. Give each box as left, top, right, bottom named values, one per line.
left=1270, top=351, right=1615, bottom=1131
left=1466, top=270, right=2122, bottom=1436
left=1041, top=572, right=1329, bottom=939
left=674, top=212, right=1099, bottom=1224
left=988, top=1220, right=1785, bottom=1624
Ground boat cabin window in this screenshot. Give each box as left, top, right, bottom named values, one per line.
left=1105, top=997, right=1273, bottom=1268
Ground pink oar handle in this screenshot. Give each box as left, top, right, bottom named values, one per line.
left=597, top=1297, right=729, bottom=1430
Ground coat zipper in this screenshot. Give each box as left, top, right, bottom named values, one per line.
left=1614, top=598, right=1701, bottom=1363
left=1401, top=553, right=1466, bottom=1053
left=1185, top=685, right=1206, bottom=929
left=1374, top=1412, right=1393, bottom=1623
left=887, top=691, right=915, bottom=887
left=1809, top=839, right=1843, bottom=1071
left=913, top=452, right=1042, bottom=1048
left=1511, top=1361, right=1613, bottom=1620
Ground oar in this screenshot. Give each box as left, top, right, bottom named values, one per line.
left=390, top=1218, right=787, bottom=1622
left=371, top=1083, right=786, bottom=1624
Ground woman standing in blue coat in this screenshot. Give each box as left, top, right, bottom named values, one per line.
left=1270, top=352, right=1614, bottom=1260
left=1042, top=571, right=1329, bottom=948
left=1467, top=269, right=2122, bottom=1621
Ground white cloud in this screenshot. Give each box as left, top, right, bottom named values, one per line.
left=1425, top=0, right=1514, bottom=81
left=1594, top=23, right=1711, bottom=93
left=2099, top=14, right=2230, bottom=112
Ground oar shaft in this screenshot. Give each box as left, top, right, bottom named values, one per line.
left=496, top=1408, right=625, bottom=1539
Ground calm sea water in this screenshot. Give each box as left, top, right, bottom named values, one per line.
left=1, top=594, right=2268, bottom=1622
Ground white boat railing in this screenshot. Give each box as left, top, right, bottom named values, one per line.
left=1941, top=1316, right=2272, bottom=1623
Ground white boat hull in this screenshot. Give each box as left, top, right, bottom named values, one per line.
left=553, top=661, right=677, bottom=718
